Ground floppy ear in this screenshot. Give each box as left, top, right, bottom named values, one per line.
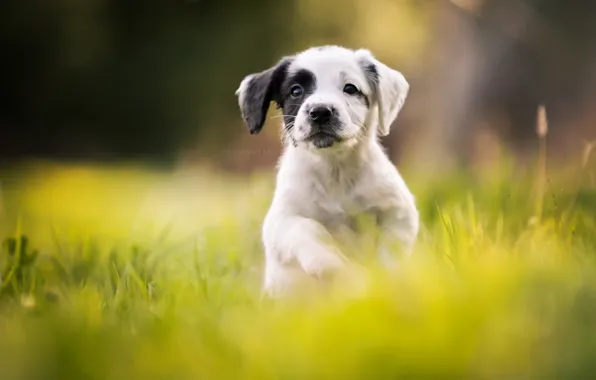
left=235, top=57, right=293, bottom=135
left=355, top=49, right=409, bottom=137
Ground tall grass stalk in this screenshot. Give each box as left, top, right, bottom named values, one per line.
left=533, top=104, right=548, bottom=223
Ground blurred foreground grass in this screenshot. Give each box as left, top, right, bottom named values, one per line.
left=0, top=158, right=595, bottom=380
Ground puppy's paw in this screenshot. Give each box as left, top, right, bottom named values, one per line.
left=300, top=249, right=348, bottom=281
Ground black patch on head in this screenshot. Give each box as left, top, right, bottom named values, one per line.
left=363, top=63, right=379, bottom=85
left=359, top=63, right=379, bottom=109
left=239, top=58, right=292, bottom=134
left=280, top=69, right=317, bottom=130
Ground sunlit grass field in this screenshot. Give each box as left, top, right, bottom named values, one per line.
left=0, top=154, right=595, bottom=379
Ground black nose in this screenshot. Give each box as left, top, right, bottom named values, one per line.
left=308, top=105, right=333, bottom=124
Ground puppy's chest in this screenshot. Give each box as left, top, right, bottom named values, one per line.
left=305, top=184, right=379, bottom=234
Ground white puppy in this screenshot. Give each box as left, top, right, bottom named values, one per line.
left=236, top=46, right=419, bottom=298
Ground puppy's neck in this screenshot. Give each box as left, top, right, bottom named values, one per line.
left=284, top=136, right=382, bottom=182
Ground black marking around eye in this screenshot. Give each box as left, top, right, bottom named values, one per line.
left=280, top=69, right=317, bottom=130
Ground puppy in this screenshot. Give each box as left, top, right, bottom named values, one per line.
left=236, top=46, right=419, bottom=298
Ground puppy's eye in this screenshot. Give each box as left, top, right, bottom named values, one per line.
left=343, top=83, right=359, bottom=95
left=290, top=85, right=303, bottom=98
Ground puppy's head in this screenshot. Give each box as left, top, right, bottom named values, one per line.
left=235, top=46, right=409, bottom=150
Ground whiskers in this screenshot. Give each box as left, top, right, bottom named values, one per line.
left=269, top=108, right=367, bottom=151
left=268, top=114, right=298, bottom=143
left=283, top=121, right=295, bottom=133
left=281, top=122, right=297, bottom=146
left=270, top=114, right=296, bottom=130
left=269, top=114, right=296, bottom=121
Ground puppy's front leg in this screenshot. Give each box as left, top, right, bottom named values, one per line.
left=376, top=205, right=419, bottom=267
left=263, top=215, right=349, bottom=280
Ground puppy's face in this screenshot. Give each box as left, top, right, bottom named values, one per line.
left=280, top=49, right=373, bottom=149
left=236, top=46, right=409, bottom=151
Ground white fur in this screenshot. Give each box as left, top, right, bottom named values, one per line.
left=236, top=46, right=419, bottom=298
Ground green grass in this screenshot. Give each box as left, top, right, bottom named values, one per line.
left=0, top=158, right=595, bottom=380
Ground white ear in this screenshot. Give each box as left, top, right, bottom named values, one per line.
left=355, top=49, right=409, bottom=136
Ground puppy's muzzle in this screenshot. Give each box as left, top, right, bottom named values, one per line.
left=306, top=104, right=341, bottom=149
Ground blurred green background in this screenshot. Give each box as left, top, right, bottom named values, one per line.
left=1, top=1, right=596, bottom=379
left=1, top=0, right=595, bottom=170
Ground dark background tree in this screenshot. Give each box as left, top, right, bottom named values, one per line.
left=0, top=0, right=296, bottom=165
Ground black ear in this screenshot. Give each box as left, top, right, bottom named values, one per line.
left=235, top=57, right=293, bottom=135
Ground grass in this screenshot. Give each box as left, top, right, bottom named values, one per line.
left=0, top=152, right=595, bottom=380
